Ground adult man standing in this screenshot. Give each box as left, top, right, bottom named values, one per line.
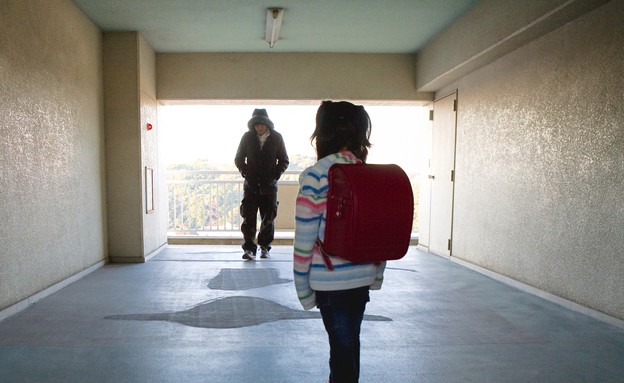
left=235, top=108, right=289, bottom=260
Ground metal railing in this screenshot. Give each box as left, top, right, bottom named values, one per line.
left=167, top=170, right=419, bottom=235
left=167, top=170, right=300, bottom=234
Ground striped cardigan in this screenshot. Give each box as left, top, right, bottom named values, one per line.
left=293, top=151, right=386, bottom=310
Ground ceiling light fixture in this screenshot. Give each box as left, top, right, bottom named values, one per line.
left=265, top=8, right=284, bottom=48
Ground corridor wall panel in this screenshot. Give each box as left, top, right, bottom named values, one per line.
left=0, top=0, right=107, bottom=311
left=156, top=52, right=433, bottom=103
left=445, top=0, right=624, bottom=320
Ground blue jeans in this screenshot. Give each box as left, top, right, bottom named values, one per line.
left=317, top=286, right=370, bottom=383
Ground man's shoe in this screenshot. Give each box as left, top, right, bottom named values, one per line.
left=260, top=247, right=270, bottom=258
left=242, top=250, right=256, bottom=261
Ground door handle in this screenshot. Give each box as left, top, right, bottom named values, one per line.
left=428, top=175, right=435, bottom=180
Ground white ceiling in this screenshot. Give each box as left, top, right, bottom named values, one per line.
left=71, top=0, right=481, bottom=53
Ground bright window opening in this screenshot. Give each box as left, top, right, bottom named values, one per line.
left=159, top=103, right=429, bottom=235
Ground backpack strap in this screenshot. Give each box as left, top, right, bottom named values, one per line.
left=315, top=238, right=335, bottom=271
left=315, top=238, right=381, bottom=270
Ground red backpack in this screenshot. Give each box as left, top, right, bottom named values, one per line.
left=316, top=163, right=414, bottom=270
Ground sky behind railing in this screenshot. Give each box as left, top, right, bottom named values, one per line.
left=159, top=104, right=429, bottom=173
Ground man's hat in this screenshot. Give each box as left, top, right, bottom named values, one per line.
left=248, top=108, right=274, bottom=130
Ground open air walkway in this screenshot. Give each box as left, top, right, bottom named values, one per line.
left=1, top=245, right=623, bottom=382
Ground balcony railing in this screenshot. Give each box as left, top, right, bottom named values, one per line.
left=167, top=170, right=419, bottom=236
left=167, top=170, right=300, bottom=235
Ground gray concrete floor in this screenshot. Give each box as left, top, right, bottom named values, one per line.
left=1, top=245, right=624, bottom=383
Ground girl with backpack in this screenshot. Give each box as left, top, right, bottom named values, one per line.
left=293, top=100, right=386, bottom=383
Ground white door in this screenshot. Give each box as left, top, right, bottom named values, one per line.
left=427, top=92, right=457, bottom=257
left=417, top=107, right=433, bottom=250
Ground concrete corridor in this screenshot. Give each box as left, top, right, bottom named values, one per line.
left=1, top=245, right=623, bottom=383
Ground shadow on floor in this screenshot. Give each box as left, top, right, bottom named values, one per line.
left=105, top=295, right=391, bottom=329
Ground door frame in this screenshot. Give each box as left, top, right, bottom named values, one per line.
left=422, top=90, right=458, bottom=257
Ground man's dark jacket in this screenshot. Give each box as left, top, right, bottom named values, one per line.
left=235, top=128, right=289, bottom=194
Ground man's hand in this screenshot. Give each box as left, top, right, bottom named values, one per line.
left=240, top=165, right=248, bottom=178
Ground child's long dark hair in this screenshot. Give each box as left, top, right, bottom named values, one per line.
left=311, top=100, right=372, bottom=162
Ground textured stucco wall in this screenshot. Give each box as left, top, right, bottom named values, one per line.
left=0, top=0, right=107, bottom=310
left=446, top=0, right=624, bottom=319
